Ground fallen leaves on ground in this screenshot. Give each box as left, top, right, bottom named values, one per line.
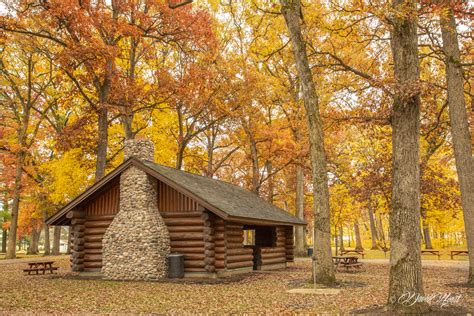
left=0, top=258, right=472, bottom=314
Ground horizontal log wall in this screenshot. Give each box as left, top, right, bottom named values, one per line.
left=81, top=183, right=120, bottom=272
left=225, top=222, right=253, bottom=270
left=162, top=212, right=206, bottom=273
left=157, top=181, right=200, bottom=212
left=83, top=214, right=115, bottom=272
left=259, top=226, right=287, bottom=267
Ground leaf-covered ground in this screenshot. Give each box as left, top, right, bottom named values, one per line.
left=1, top=257, right=473, bottom=314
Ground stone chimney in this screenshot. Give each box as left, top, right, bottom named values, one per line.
left=102, top=139, right=170, bottom=280
left=123, top=139, right=154, bottom=161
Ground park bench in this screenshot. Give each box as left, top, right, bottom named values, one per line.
left=450, top=250, right=468, bottom=260
left=421, top=250, right=441, bottom=260
left=340, top=249, right=365, bottom=258
left=333, top=256, right=363, bottom=272
left=23, top=261, right=58, bottom=275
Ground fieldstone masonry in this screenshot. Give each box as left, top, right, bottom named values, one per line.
left=102, top=139, right=170, bottom=280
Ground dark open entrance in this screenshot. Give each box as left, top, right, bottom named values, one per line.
left=243, top=225, right=277, bottom=270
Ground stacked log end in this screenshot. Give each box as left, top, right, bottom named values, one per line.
left=162, top=212, right=206, bottom=273
left=285, top=226, right=294, bottom=262
left=68, top=209, right=85, bottom=272
left=225, top=222, right=253, bottom=270
left=214, top=218, right=226, bottom=271
left=202, top=212, right=216, bottom=273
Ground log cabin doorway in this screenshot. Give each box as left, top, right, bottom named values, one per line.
left=243, top=225, right=277, bottom=270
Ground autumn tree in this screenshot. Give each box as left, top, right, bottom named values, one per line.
left=386, top=0, right=427, bottom=311
left=438, top=3, right=474, bottom=284
left=279, top=0, right=335, bottom=284
left=2, top=0, right=215, bottom=180
left=0, top=34, right=59, bottom=258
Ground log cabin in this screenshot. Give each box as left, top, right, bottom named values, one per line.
left=47, top=140, right=305, bottom=280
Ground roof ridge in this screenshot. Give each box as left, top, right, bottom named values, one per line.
left=143, top=160, right=251, bottom=192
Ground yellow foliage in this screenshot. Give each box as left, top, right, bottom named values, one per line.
left=40, top=149, right=93, bottom=205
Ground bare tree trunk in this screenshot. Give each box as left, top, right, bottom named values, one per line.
left=440, top=7, right=474, bottom=285
left=52, top=226, right=61, bottom=255
left=34, top=226, right=40, bottom=253
left=206, top=131, right=215, bottom=177
left=422, top=222, right=433, bottom=250
left=378, top=213, right=386, bottom=246
left=339, top=226, right=345, bottom=253
left=43, top=209, right=50, bottom=255
left=420, top=206, right=433, bottom=249
left=121, top=38, right=137, bottom=141
left=95, top=108, right=108, bottom=181
left=176, top=145, right=185, bottom=170
left=294, top=163, right=306, bottom=256
left=122, top=114, right=134, bottom=140
left=2, top=194, right=8, bottom=253
left=27, top=227, right=40, bottom=255
left=1, top=230, right=6, bottom=253
left=471, top=98, right=473, bottom=149
left=354, top=220, right=364, bottom=251
left=249, top=137, right=260, bottom=195
left=266, top=161, right=274, bottom=203
left=280, top=0, right=335, bottom=285
left=6, top=151, right=25, bottom=259
left=368, top=203, right=378, bottom=249
left=348, top=229, right=352, bottom=248
left=387, top=0, right=427, bottom=311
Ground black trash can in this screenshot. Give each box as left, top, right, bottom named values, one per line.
left=168, top=253, right=184, bottom=278
left=307, top=247, right=313, bottom=257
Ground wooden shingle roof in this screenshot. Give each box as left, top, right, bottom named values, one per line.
left=47, top=158, right=306, bottom=226
left=142, top=161, right=305, bottom=225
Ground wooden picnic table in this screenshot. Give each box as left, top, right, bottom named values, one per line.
left=421, top=249, right=441, bottom=260
left=332, top=256, right=363, bottom=272
left=340, top=249, right=365, bottom=258
left=450, top=250, right=468, bottom=260
left=23, top=261, right=58, bottom=275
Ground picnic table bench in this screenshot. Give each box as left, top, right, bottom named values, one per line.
left=340, top=249, right=365, bottom=258
left=332, top=256, right=363, bottom=272
left=421, top=250, right=441, bottom=260
left=450, top=250, right=468, bottom=260
left=23, top=261, right=58, bottom=275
